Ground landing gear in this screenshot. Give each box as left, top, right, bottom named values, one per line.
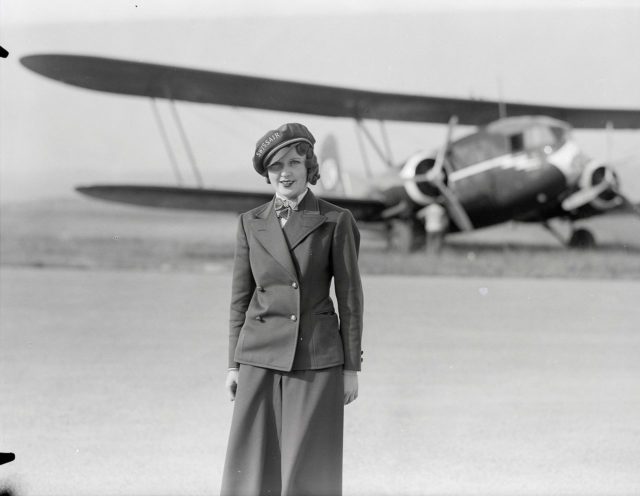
left=568, top=228, right=596, bottom=249
left=543, top=221, right=597, bottom=249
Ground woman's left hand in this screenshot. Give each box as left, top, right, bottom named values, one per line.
left=343, top=370, right=359, bottom=405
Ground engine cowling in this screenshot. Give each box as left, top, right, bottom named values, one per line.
left=578, top=162, right=622, bottom=211
left=399, top=152, right=442, bottom=206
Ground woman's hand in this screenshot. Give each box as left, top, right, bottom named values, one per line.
left=225, top=369, right=239, bottom=401
left=343, top=370, right=358, bottom=405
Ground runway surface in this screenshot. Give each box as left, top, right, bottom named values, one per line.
left=1, top=267, right=639, bottom=495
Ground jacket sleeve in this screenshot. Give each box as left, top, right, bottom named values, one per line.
left=331, top=209, right=364, bottom=371
left=228, top=214, right=255, bottom=368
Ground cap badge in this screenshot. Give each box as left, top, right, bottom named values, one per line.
left=255, top=132, right=281, bottom=158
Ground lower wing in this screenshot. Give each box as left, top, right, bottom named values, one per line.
left=76, top=184, right=387, bottom=222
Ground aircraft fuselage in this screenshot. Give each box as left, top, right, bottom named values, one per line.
left=394, top=116, right=620, bottom=232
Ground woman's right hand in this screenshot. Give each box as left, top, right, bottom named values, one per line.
left=225, top=369, right=239, bottom=401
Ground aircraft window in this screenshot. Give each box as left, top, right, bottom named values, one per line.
left=510, top=133, right=524, bottom=152
left=524, top=125, right=559, bottom=150
left=449, top=131, right=509, bottom=169
left=551, top=126, right=567, bottom=144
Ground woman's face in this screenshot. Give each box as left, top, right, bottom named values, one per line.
left=266, top=146, right=309, bottom=200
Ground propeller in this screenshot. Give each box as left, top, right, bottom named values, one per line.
left=560, top=166, right=640, bottom=221
left=378, top=115, right=472, bottom=230
left=431, top=178, right=473, bottom=231
left=427, top=115, right=457, bottom=183
left=423, top=116, right=473, bottom=231
left=562, top=181, right=612, bottom=211
left=561, top=167, right=616, bottom=211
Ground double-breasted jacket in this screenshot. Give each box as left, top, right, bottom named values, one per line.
left=228, top=190, right=363, bottom=372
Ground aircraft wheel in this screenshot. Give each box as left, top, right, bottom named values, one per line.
left=568, top=228, right=596, bottom=249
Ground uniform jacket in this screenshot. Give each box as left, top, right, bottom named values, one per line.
left=228, top=190, right=363, bottom=372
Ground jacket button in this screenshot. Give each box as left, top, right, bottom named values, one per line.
left=257, top=286, right=265, bottom=292
left=291, top=282, right=298, bottom=289
left=255, top=316, right=263, bottom=322
left=290, top=315, right=297, bottom=321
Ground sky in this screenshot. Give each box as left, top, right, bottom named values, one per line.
left=4, top=0, right=639, bottom=23
left=1, top=0, right=639, bottom=202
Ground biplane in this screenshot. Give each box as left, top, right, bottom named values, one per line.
left=20, top=54, right=640, bottom=250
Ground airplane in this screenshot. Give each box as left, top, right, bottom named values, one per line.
left=20, top=53, right=640, bottom=251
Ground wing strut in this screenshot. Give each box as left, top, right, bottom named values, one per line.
left=354, top=120, right=373, bottom=179
left=150, top=98, right=184, bottom=185
left=379, top=120, right=394, bottom=166
left=355, top=119, right=394, bottom=169
left=169, top=99, right=204, bottom=188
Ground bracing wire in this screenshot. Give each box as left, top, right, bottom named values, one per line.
left=150, top=98, right=183, bottom=185
left=169, top=100, right=204, bottom=188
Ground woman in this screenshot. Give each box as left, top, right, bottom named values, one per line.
left=221, top=123, right=364, bottom=496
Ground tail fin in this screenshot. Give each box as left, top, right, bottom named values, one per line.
left=318, top=134, right=351, bottom=195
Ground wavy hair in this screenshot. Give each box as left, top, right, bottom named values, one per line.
left=265, top=142, right=320, bottom=185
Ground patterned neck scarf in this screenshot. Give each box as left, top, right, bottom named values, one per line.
left=274, top=197, right=299, bottom=221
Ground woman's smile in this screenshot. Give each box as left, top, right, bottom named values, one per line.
left=267, top=147, right=308, bottom=200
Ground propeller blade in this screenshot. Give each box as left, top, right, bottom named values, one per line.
left=432, top=178, right=473, bottom=231
left=561, top=181, right=611, bottom=211
left=562, top=166, right=619, bottom=211
left=426, top=115, right=458, bottom=182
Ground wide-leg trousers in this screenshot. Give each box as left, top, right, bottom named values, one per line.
left=221, top=364, right=344, bottom=496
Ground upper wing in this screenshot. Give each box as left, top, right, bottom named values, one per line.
left=21, top=54, right=640, bottom=129
left=76, top=184, right=387, bottom=222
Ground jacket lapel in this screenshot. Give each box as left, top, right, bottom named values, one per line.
left=247, top=200, right=297, bottom=279
left=283, top=190, right=327, bottom=250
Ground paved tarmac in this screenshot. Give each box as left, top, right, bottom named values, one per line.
left=1, top=267, right=639, bottom=495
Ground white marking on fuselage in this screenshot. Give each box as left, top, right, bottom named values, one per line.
left=449, top=156, right=507, bottom=182
left=449, top=153, right=541, bottom=182
left=448, top=140, right=583, bottom=184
